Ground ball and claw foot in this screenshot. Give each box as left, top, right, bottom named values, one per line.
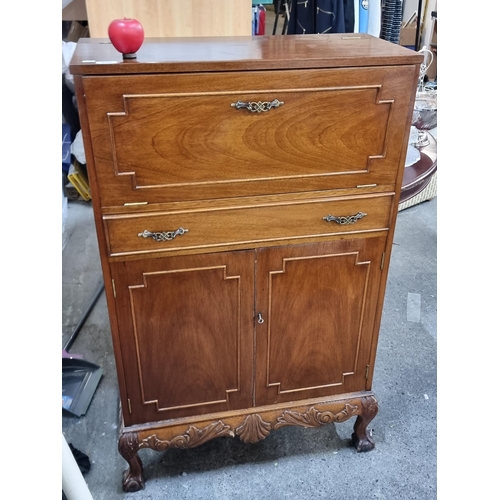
left=350, top=396, right=378, bottom=452
left=351, top=429, right=375, bottom=452
left=119, top=432, right=145, bottom=492
left=122, top=454, right=145, bottom=493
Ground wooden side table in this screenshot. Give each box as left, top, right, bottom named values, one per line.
left=399, top=130, right=437, bottom=208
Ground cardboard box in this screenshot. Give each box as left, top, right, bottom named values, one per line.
left=400, top=26, right=417, bottom=49
left=65, top=20, right=89, bottom=42
left=62, top=0, right=88, bottom=21
left=426, top=20, right=437, bottom=80
left=426, top=46, right=437, bottom=81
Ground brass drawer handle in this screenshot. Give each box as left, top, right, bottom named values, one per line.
left=138, top=228, right=189, bottom=242
left=323, top=212, right=367, bottom=225
left=231, top=99, right=284, bottom=113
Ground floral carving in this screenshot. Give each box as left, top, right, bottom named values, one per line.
left=275, top=404, right=359, bottom=429
left=236, top=414, right=272, bottom=443
left=118, top=431, right=140, bottom=459
left=139, top=420, right=234, bottom=451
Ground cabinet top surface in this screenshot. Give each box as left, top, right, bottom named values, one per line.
left=69, top=34, right=423, bottom=75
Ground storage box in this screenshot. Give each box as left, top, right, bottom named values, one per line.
left=62, top=0, right=88, bottom=21
left=400, top=26, right=417, bottom=49
left=427, top=20, right=437, bottom=80
left=65, top=20, right=89, bottom=42
left=426, top=46, right=437, bottom=80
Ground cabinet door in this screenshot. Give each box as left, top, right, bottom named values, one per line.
left=255, top=237, right=386, bottom=407
left=110, top=250, right=255, bottom=426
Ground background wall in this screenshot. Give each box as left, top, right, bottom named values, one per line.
left=84, top=0, right=252, bottom=37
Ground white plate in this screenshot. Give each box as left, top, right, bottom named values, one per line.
left=405, top=144, right=421, bottom=167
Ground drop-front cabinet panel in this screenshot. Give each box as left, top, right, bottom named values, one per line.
left=70, top=35, right=423, bottom=491
left=82, top=66, right=416, bottom=206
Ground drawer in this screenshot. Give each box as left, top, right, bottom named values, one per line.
left=103, top=194, right=394, bottom=258
left=83, top=66, right=417, bottom=207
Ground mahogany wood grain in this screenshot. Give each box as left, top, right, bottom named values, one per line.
left=255, top=238, right=385, bottom=406
left=82, top=65, right=417, bottom=206
left=119, top=392, right=379, bottom=491
left=73, top=75, right=140, bottom=419
left=111, top=250, right=255, bottom=426
left=70, top=34, right=423, bottom=491
left=103, top=193, right=393, bottom=259
left=99, top=185, right=396, bottom=216
left=70, top=35, right=424, bottom=75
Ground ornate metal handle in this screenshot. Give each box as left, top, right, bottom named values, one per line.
left=323, top=212, right=367, bottom=225
left=138, top=228, right=189, bottom=242
left=231, top=99, right=284, bottom=113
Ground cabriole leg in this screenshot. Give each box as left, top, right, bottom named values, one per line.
left=351, top=396, right=378, bottom=452
left=118, top=431, right=144, bottom=492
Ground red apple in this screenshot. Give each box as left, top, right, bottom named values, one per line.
left=108, top=18, right=144, bottom=58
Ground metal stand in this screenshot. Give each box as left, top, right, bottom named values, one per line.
left=272, top=0, right=290, bottom=35
left=62, top=281, right=105, bottom=417
left=63, top=282, right=104, bottom=353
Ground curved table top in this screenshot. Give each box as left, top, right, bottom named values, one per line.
left=400, top=130, right=437, bottom=203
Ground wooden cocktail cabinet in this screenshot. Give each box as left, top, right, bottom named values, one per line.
left=70, top=35, right=422, bottom=492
